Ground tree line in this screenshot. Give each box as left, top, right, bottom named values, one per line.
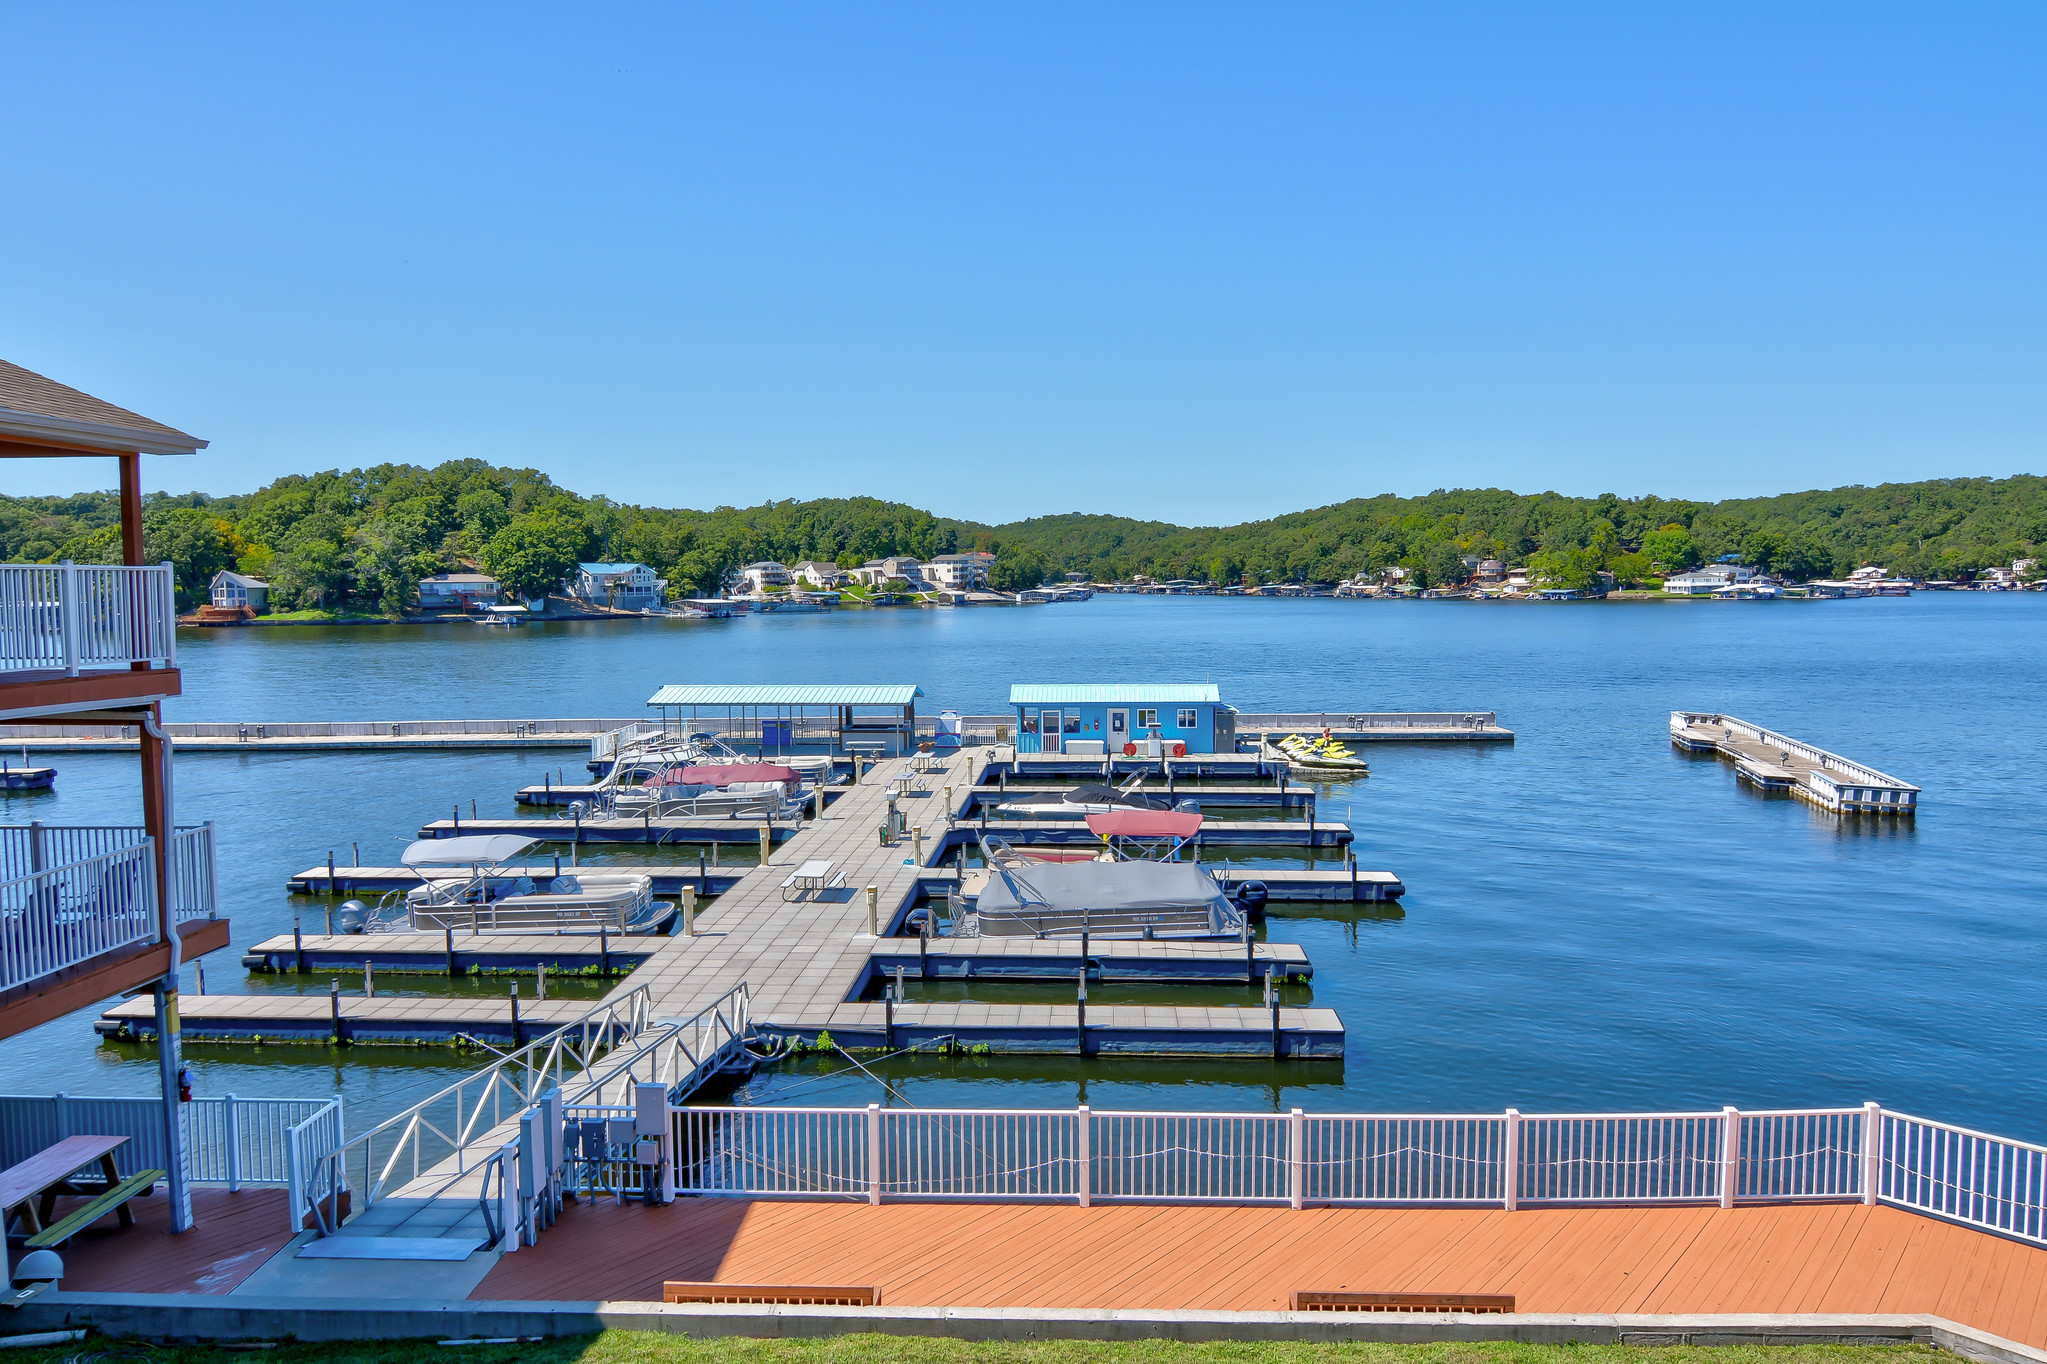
left=1, top=463, right=2038, bottom=613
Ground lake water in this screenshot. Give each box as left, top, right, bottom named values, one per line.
left=4, top=594, right=2043, bottom=1142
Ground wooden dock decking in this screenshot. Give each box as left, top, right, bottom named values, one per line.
left=468, top=1195, right=2047, bottom=1347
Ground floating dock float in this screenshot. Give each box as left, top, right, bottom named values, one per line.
left=95, top=992, right=619, bottom=1047
left=1670, top=711, right=1920, bottom=815
left=959, top=818, right=1351, bottom=848
left=286, top=864, right=749, bottom=897
left=241, top=932, right=670, bottom=976
left=415, top=815, right=801, bottom=845
left=864, top=936, right=1312, bottom=985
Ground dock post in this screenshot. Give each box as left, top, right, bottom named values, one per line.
left=573, top=805, right=581, bottom=844
left=1243, top=915, right=1254, bottom=984
left=884, top=991, right=894, bottom=1051
left=509, top=983, right=521, bottom=1048
left=352, top=843, right=359, bottom=867
left=1076, top=968, right=1088, bottom=1056
left=1267, top=971, right=1280, bottom=1058
left=919, top=913, right=930, bottom=979
left=329, top=979, right=343, bottom=1045
left=364, top=960, right=374, bottom=999
left=294, top=914, right=306, bottom=974
left=758, top=824, right=771, bottom=867
left=327, top=851, right=336, bottom=894
left=536, top=962, right=546, bottom=1001
left=446, top=925, right=457, bottom=977
left=866, top=885, right=879, bottom=936
left=682, top=887, right=697, bottom=936
left=698, top=850, right=707, bottom=893
left=324, top=899, right=333, bottom=935
left=454, top=804, right=460, bottom=834
left=600, top=926, right=610, bottom=976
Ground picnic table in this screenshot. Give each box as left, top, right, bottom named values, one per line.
left=1, top=1134, right=158, bottom=1245
left=780, top=859, right=844, bottom=901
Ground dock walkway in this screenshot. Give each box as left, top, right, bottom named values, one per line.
left=1670, top=711, right=1920, bottom=814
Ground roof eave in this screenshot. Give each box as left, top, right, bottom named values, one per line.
left=0, top=408, right=207, bottom=455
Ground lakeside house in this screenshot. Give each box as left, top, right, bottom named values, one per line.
left=850, top=555, right=928, bottom=588
left=417, top=571, right=500, bottom=609
left=789, top=560, right=847, bottom=589
left=736, top=561, right=793, bottom=594
left=922, top=552, right=993, bottom=590
left=207, top=570, right=269, bottom=614
left=1011, top=681, right=1232, bottom=755
left=569, top=561, right=666, bottom=611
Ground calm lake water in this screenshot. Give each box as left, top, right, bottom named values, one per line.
left=4, top=594, right=2042, bottom=1141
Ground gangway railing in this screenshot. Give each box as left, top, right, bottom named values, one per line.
left=299, top=986, right=653, bottom=1233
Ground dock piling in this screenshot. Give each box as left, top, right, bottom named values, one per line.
left=327, top=851, right=336, bottom=893
left=364, top=960, right=374, bottom=998
left=600, top=926, right=610, bottom=975
left=294, top=915, right=305, bottom=974
left=919, top=913, right=930, bottom=979
left=1267, top=972, right=1281, bottom=1058
left=324, top=900, right=333, bottom=935
left=329, top=979, right=342, bottom=1044
left=453, top=803, right=460, bottom=834
left=1076, top=967, right=1088, bottom=1056
left=536, top=962, right=546, bottom=1001
left=352, top=842, right=359, bottom=867
left=195, top=960, right=206, bottom=995
left=509, top=983, right=521, bottom=1048
left=446, top=925, right=457, bottom=977
left=1242, top=915, right=1254, bottom=984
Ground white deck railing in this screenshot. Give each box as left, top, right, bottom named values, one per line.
left=0, top=842, right=159, bottom=991
left=0, top=562, right=177, bottom=674
left=0, top=822, right=219, bottom=922
left=0, top=1093, right=338, bottom=1192
left=659, top=1102, right=2047, bottom=1244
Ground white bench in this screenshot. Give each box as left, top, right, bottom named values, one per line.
left=780, top=859, right=845, bottom=901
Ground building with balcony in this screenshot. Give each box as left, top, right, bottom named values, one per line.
left=737, top=561, right=793, bottom=594
left=417, top=571, right=500, bottom=609
left=568, top=561, right=666, bottom=611
left=1, top=356, right=231, bottom=1260
left=922, top=552, right=992, bottom=590
left=207, top=571, right=269, bottom=613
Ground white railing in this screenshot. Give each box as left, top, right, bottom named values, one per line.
left=1879, top=1110, right=2047, bottom=1245
left=656, top=1102, right=2047, bottom=1243
left=565, top=985, right=751, bottom=1107
left=0, top=562, right=177, bottom=674
left=287, top=1098, right=350, bottom=1234
left=0, top=842, right=158, bottom=991
left=0, top=1093, right=338, bottom=1194
left=0, top=823, right=219, bottom=923
left=312, top=987, right=654, bottom=1227
left=1237, top=712, right=1501, bottom=732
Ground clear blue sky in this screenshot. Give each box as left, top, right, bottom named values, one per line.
left=3, top=3, right=2041, bottom=523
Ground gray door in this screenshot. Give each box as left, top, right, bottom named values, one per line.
left=1107, top=709, right=1129, bottom=750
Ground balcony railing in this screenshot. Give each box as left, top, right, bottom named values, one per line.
left=0, top=561, right=177, bottom=675
left=0, top=823, right=219, bottom=991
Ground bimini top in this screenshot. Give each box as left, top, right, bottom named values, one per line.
left=1009, top=683, right=1221, bottom=705
left=647, top=684, right=923, bottom=707
left=1086, top=810, right=1204, bottom=839
left=402, top=835, right=538, bottom=867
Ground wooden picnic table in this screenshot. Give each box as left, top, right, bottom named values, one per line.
left=0, top=1134, right=130, bottom=1234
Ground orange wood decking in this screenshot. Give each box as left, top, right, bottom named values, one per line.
left=42, top=1187, right=294, bottom=1296
left=475, top=1197, right=2047, bottom=1347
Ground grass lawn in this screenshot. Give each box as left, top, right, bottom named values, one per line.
left=2, top=1333, right=1944, bottom=1364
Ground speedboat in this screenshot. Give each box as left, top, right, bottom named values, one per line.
left=358, top=835, right=674, bottom=935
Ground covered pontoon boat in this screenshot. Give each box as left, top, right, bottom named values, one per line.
left=958, top=851, right=1243, bottom=940
left=362, top=835, right=674, bottom=935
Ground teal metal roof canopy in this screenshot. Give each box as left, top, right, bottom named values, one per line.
left=648, top=684, right=924, bottom=707
left=1009, top=683, right=1222, bottom=705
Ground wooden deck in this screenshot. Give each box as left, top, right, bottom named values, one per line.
left=474, top=1197, right=2047, bottom=1347
left=38, top=1187, right=294, bottom=1296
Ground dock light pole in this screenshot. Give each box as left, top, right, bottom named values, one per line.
left=329, top=978, right=343, bottom=1045
left=1076, top=967, right=1088, bottom=1057
left=866, top=886, right=879, bottom=937
left=912, top=826, right=923, bottom=865
left=758, top=824, right=771, bottom=867
left=682, top=887, right=696, bottom=937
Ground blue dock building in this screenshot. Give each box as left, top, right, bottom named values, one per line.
left=1010, top=683, right=1234, bottom=755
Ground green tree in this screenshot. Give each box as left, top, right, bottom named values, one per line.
left=1608, top=551, right=1654, bottom=586
left=1642, top=524, right=1700, bottom=572
left=1528, top=547, right=1603, bottom=592
left=988, top=550, right=1047, bottom=592
left=1425, top=541, right=1470, bottom=587
left=144, top=509, right=239, bottom=609
left=479, top=513, right=584, bottom=601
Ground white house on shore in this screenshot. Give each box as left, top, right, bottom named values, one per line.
left=737, top=561, right=793, bottom=594
left=418, top=571, right=500, bottom=609
left=850, top=556, right=928, bottom=588
left=570, top=562, right=666, bottom=611
left=922, top=552, right=994, bottom=590
left=208, top=570, right=269, bottom=613
left=789, top=560, right=847, bottom=589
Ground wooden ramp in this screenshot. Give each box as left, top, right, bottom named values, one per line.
left=473, top=1196, right=2047, bottom=1347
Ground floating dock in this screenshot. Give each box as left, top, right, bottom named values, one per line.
left=241, top=932, right=669, bottom=976
left=1670, top=711, right=1920, bottom=815
left=415, top=815, right=802, bottom=845
left=864, top=936, right=1311, bottom=985
left=135, top=746, right=1376, bottom=1057
left=286, top=864, right=749, bottom=897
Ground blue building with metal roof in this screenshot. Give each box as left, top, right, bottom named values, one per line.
left=1009, top=683, right=1232, bottom=755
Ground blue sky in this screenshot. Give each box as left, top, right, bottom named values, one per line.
left=2, top=3, right=2041, bottom=522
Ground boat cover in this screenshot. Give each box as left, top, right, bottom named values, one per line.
left=402, top=834, right=538, bottom=867
left=653, top=763, right=800, bottom=787
left=1085, top=810, right=1204, bottom=839
left=974, top=859, right=1229, bottom=917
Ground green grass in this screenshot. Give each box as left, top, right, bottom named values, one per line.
left=3, top=1333, right=1943, bottom=1364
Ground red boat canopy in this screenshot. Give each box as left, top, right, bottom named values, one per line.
left=1085, top=810, right=1204, bottom=839
left=654, top=763, right=800, bottom=787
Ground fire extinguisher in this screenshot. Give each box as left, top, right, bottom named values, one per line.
left=177, top=1063, right=193, bottom=1103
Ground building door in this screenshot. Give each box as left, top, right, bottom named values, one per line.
left=1041, top=711, right=1062, bottom=753
left=1107, top=709, right=1128, bottom=750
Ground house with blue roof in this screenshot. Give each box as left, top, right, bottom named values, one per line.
left=1010, top=683, right=1234, bottom=755
left=570, top=561, right=667, bottom=611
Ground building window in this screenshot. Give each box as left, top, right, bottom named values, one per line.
left=1177, top=708, right=1199, bottom=729
left=1064, top=714, right=1082, bottom=734
left=1021, top=714, right=1038, bottom=735
left=1137, top=709, right=1158, bottom=728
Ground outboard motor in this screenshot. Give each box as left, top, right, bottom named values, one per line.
left=903, top=906, right=931, bottom=936
left=1232, top=880, right=1268, bottom=922
left=1174, top=799, right=1201, bottom=814
left=336, top=899, right=368, bottom=934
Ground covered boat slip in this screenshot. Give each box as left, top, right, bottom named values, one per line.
left=964, top=856, right=1242, bottom=939
left=645, top=684, right=923, bottom=758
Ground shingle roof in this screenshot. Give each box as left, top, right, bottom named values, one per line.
left=0, top=358, right=206, bottom=454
